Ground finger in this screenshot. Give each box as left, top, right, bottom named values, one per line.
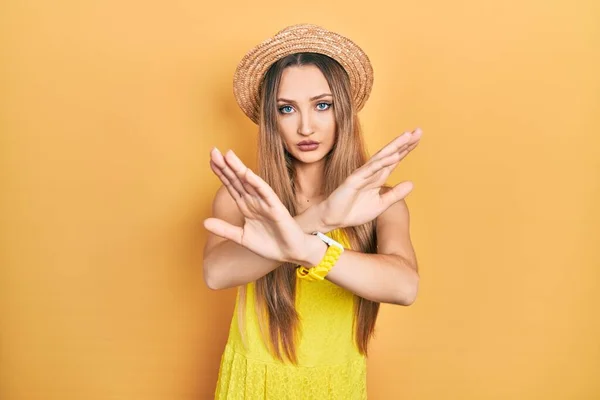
left=372, top=127, right=422, bottom=162
left=353, top=134, right=423, bottom=188
left=410, top=127, right=423, bottom=143
left=213, top=150, right=276, bottom=213
left=214, top=149, right=250, bottom=198
left=203, top=218, right=244, bottom=245
left=354, top=128, right=420, bottom=182
left=354, top=150, right=403, bottom=183
left=380, top=181, right=414, bottom=208
left=363, top=157, right=401, bottom=189
left=245, top=168, right=282, bottom=208
left=367, top=139, right=421, bottom=188
left=210, top=159, right=232, bottom=186
left=369, top=131, right=413, bottom=162
left=405, top=140, right=420, bottom=153
left=376, top=140, right=421, bottom=179
left=209, top=169, right=254, bottom=217
left=210, top=151, right=254, bottom=215
left=380, top=128, right=423, bottom=159
left=224, top=150, right=259, bottom=197
left=385, top=141, right=419, bottom=171
left=210, top=146, right=227, bottom=168
left=210, top=148, right=235, bottom=189
left=210, top=158, right=240, bottom=201
left=384, top=142, right=415, bottom=169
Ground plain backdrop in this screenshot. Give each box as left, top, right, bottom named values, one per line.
left=1, top=0, right=599, bottom=399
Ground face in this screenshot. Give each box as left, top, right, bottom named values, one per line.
left=276, top=65, right=336, bottom=165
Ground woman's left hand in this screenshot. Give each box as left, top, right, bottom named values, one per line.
left=319, top=128, right=422, bottom=229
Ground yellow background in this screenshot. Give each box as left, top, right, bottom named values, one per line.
left=1, top=0, right=599, bottom=399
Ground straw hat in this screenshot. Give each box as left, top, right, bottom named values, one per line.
left=233, top=24, right=374, bottom=124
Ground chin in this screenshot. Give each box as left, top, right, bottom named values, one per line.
left=292, top=150, right=327, bottom=164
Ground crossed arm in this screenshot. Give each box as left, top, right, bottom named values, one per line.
left=202, top=129, right=422, bottom=305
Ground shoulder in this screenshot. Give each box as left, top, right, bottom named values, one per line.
left=211, top=185, right=244, bottom=226
left=204, top=185, right=245, bottom=254
left=377, top=186, right=410, bottom=224
left=375, top=186, right=416, bottom=267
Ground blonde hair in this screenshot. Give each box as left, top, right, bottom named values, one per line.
left=239, top=53, right=380, bottom=364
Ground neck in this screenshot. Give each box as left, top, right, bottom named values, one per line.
left=293, top=159, right=326, bottom=199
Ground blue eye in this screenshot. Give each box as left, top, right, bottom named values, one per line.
left=279, top=105, right=294, bottom=114
left=316, top=102, right=332, bottom=111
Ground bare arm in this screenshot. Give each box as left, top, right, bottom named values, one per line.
left=300, top=195, right=419, bottom=305
left=202, top=129, right=422, bottom=293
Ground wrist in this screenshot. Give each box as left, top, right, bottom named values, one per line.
left=314, top=200, right=337, bottom=233
left=292, top=233, right=327, bottom=267
left=295, top=232, right=345, bottom=282
left=295, top=202, right=337, bottom=234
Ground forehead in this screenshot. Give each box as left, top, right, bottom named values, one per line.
left=277, top=65, right=331, bottom=99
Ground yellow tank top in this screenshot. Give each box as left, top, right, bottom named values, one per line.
left=214, top=229, right=367, bottom=399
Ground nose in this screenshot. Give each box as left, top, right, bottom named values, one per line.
left=297, top=111, right=314, bottom=136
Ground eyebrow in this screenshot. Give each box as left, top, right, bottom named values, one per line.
left=277, top=93, right=333, bottom=103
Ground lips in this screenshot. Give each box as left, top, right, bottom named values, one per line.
left=297, top=141, right=320, bottom=152
left=298, top=141, right=319, bottom=146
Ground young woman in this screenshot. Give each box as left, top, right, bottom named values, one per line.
left=203, top=24, right=422, bottom=399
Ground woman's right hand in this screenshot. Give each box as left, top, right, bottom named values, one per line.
left=203, top=148, right=324, bottom=266
left=319, top=128, right=422, bottom=229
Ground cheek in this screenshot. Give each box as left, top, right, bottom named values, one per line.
left=277, top=118, right=297, bottom=145
left=315, top=113, right=336, bottom=140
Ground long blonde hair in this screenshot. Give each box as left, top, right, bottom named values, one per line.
left=239, top=53, right=380, bottom=364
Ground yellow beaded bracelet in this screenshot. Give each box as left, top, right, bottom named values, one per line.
left=296, top=232, right=345, bottom=282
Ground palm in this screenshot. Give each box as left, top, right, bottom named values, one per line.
left=323, top=184, right=388, bottom=227
left=204, top=148, right=306, bottom=263
left=236, top=198, right=304, bottom=262
left=321, top=128, right=422, bottom=228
